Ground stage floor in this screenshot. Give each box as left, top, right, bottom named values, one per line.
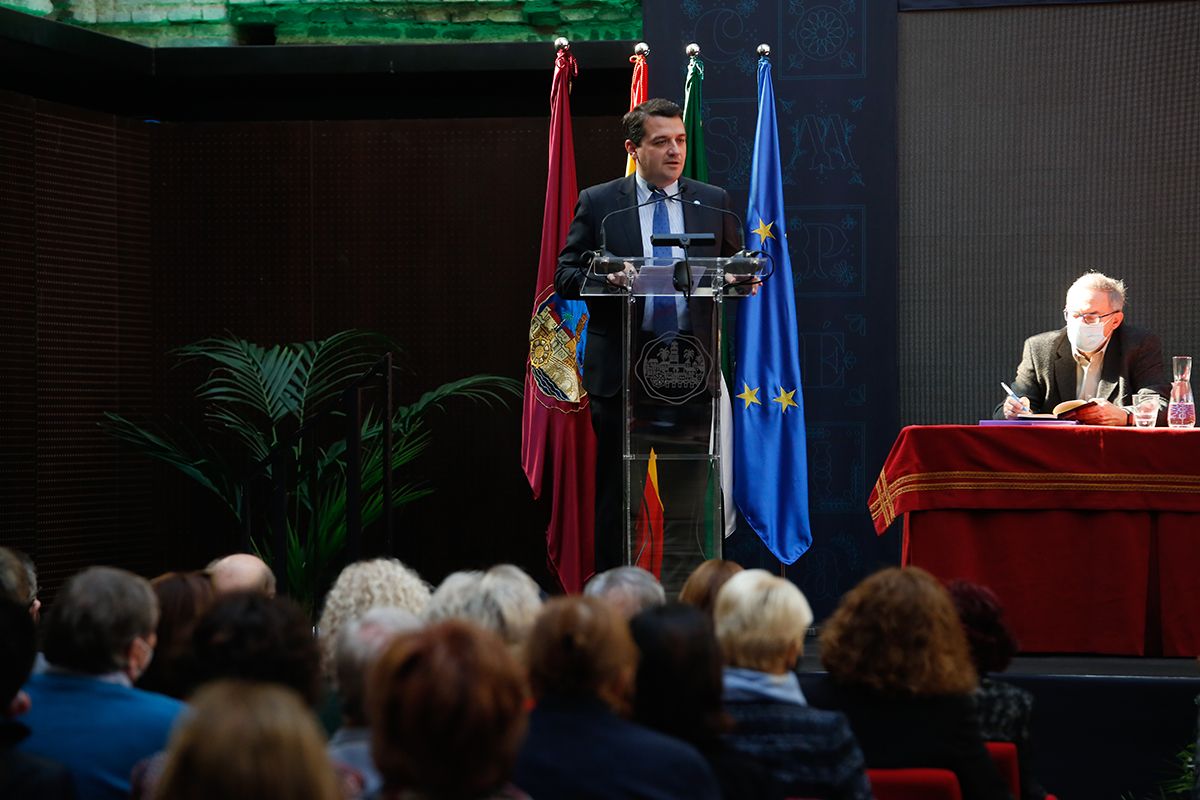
left=799, top=634, right=1199, bottom=678
left=798, top=634, right=1200, bottom=798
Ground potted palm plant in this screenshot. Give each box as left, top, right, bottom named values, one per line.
left=102, top=329, right=519, bottom=608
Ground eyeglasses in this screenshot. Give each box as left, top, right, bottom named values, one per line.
left=1063, top=308, right=1121, bottom=325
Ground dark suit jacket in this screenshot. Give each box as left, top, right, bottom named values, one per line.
left=993, top=324, right=1168, bottom=419
left=805, top=678, right=1011, bottom=800
left=513, top=694, right=721, bottom=800
left=554, top=175, right=742, bottom=398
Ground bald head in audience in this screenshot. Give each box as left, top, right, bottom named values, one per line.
left=209, top=553, right=276, bottom=597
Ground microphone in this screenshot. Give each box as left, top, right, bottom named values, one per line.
left=670, top=183, right=746, bottom=253
left=597, top=185, right=684, bottom=255
left=666, top=185, right=771, bottom=287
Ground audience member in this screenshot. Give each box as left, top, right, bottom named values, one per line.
left=0, top=547, right=33, bottom=610
left=189, top=590, right=322, bottom=705
left=154, top=680, right=342, bottom=800
left=368, top=620, right=529, bottom=800
left=423, top=564, right=542, bottom=652
left=330, top=607, right=422, bottom=797
left=207, top=553, right=276, bottom=596
left=132, top=591, right=336, bottom=800
left=629, top=603, right=780, bottom=800
left=583, top=566, right=665, bottom=619
left=0, top=598, right=75, bottom=799
left=713, top=570, right=871, bottom=800
left=15, top=550, right=40, bottom=620
left=950, top=580, right=1047, bottom=800
left=18, top=567, right=184, bottom=800
left=137, top=571, right=214, bottom=699
left=513, top=596, right=720, bottom=799
left=317, top=558, right=432, bottom=681
left=678, top=559, right=743, bottom=619
left=810, top=566, right=1009, bottom=800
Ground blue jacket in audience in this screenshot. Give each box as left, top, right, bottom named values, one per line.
left=18, top=671, right=184, bottom=800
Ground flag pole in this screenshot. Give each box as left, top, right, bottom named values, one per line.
left=625, top=42, right=649, bottom=176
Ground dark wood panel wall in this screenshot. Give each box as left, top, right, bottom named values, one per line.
left=0, top=90, right=157, bottom=599
left=1, top=87, right=626, bottom=597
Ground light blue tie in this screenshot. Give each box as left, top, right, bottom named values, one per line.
left=650, top=190, right=677, bottom=338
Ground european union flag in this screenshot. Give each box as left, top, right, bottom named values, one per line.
left=733, top=55, right=813, bottom=564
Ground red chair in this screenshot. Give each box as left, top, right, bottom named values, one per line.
left=985, top=741, right=1021, bottom=798
left=985, top=740, right=1058, bottom=800
left=866, top=768, right=963, bottom=800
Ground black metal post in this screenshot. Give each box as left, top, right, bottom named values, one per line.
left=345, top=384, right=363, bottom=563
left=270, top=446, right=290, bottom=594
left=382, top=352, right=394, bottom=554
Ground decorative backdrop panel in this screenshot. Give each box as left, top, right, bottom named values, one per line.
left=646, top=1, right=900, bottom=619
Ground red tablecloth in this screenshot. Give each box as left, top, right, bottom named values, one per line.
left=869, top=425, right=1200, bottom=656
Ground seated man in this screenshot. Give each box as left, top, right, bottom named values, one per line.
left=997, top=271, right=1168, bottom=425
left=18, top=567, right=183, bottom=800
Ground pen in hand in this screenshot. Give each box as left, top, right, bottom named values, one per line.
left=1000, top=382, right=1030, bottom=414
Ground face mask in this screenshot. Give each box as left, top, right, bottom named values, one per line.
left=1067, top=315, right=1107, bottom=353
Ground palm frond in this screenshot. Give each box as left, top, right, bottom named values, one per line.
left=100, top=412, right=240, bottom=517
left=179, top=337, right=303, bottom=426
left=393, top=374, right=521, bottom=428
left=296, top=330, right=399, bottom=425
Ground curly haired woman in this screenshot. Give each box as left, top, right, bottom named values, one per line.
left=808, top=567, right=1010, bottom=800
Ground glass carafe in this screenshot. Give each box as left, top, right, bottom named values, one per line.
left=1168, top=355, right=1195, bottom=428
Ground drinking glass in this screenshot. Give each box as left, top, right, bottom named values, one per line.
left=1132, top=392, right=1159, bottom=428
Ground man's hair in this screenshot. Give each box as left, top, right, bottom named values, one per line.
left=622, top=98, right=683, bottom=146
left=334, top=606, right=422, bottom=726
left=714, top=569, right=812, bottom=671
left=0, top=598, right=36, bottom=706
left=423, top=564, right=543, bottom=648
left=42, top=566, right=158, bottom=674
left=584, top=566, right=665, bottom=619
left=1068, top=271, right=1127, bottom=310
left=190, top=591, right=322, bottom=706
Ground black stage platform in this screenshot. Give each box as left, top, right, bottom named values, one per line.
left=801, top=641, right=1200, bottom=799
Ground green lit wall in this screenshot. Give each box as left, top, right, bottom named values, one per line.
left=0, top=0, right=640, bottom=46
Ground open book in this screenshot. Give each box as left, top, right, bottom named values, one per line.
left=1017, top=399, right=1097, bottom=421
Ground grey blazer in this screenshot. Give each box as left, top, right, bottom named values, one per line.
left=993, top=324, right=1169, bottom=419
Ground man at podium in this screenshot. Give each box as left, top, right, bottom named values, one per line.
left=555, top=98, right=742, bottom=574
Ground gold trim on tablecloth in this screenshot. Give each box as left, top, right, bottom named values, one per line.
left=869, top=470, right=1200, bottom=528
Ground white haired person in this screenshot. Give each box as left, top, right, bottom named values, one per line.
left=424, top=564, right=543, bottom=654
left=583, top=566, right=665, bottom=620
left=715, top=569, right=871, bottom=800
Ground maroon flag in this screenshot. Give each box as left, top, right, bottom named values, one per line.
left=521, top=43, right=596, bottom=593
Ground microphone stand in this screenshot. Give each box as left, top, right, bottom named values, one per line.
left=649, top=232, right=716, bottom=299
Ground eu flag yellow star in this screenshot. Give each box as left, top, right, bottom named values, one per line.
left=736, top=383, right=761, bottom=409
left=772, top=386, right=799, bottom=413
left=752, top=218, right=775, bottom=245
